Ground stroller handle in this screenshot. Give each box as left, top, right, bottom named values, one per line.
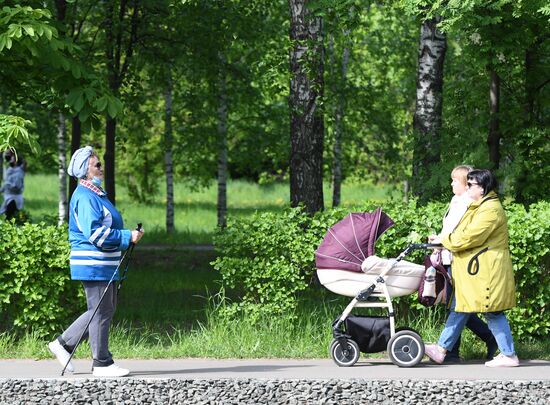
left=409, top=243, right=443, bottom=249
left=395, top=243, right=443, bottom=261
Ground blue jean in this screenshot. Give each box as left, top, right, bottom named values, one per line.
left=438, top=297, right=516, bottom=356
left=444, top=266, right=493, bottom=356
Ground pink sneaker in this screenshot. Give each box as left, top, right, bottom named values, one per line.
left=485, top=353, right=519, bottom=368
left=424, top=344, right=445, bottom=364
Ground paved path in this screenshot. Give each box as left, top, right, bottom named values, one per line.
left=1, top=358, right=549, bottom=380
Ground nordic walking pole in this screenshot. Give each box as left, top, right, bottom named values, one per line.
left=61, top=223, right=142, bottom=376
left=117, top=223, right=142, bottom=294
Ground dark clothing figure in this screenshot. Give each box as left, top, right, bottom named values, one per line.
left=1, top=151, right=25, bottom=220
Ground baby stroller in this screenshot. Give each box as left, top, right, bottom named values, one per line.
left=315, top=208, right=441, bottom=368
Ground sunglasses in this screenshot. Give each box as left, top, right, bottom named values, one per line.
left=94, top=162, right=102, bottom=169
left=467, top=181, right=479, bottom=188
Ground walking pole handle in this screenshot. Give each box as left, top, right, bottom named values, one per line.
left=116, top=222, right=142, bottom=293
left=132, top=223, right=143, bottom=245
left=129, top=223, right=143, bottom=247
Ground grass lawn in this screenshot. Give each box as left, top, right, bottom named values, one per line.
left=24, top=174, right=401, bottom=244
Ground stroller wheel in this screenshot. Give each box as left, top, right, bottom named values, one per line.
left=329, top=338, right=360, bottom=367
left=387, top=329, right=424, bottom=368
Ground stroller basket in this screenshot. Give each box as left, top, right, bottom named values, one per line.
left=344, top=315, right=390, bottom=353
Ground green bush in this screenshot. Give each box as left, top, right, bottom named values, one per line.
left=212, top=206, right=334, bottom=321
left=0, top=221, right=82, bottom=336
left=506, top=201, right=550, bottom=339
left=214, top=200, right=550, bottom=338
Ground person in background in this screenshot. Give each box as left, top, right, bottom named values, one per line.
left=425, top=169, right=519, bottom=367
left=429, top=165, right=497, bottom=363
left=47, top=146, right=144, bottom=377
left=0, top=149, right=26, bottom=221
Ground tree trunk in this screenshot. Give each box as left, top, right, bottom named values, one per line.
left=332, top=43, right=350, bottom=208
left=102, top=0, right=139, bottom=205
left=487, top=68, right=501, bottom=170
left=104, top=116, right=116, bottom=203
left=328, top=34, right=337, bottom=205
left=104, top=0, right=117, bottom=205
left=516, top=46, right=539, bottom=203
left=55, top=0, right=67, bottom=22
left=57, top=113, right=68, bottom=225
left=68, top=116, right=81, bottom=202
left=289, top=0, right=325, bottom=214
left=164, top=70, right=175, bottom=234
left=55, top=0, right=68, bottom=222
left=403, top=179, right=409, bottom=203
left=524, top=48, right=536, bottom=127
left=411, top=16, right=446, bottom=201
left=217, top=63, right=228, bottom=229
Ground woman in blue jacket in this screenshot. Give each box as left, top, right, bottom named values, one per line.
left=48, top=146, right=144, bottom=377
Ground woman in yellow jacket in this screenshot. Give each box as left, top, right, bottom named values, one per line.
left=425, top=169, right=519, bottom=367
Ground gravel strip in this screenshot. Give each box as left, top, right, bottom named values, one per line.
left=1, top=379, right=549, bottom=404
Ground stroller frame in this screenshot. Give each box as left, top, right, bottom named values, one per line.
left=330, top=243, right=441, bottom=368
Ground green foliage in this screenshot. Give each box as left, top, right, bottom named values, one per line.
left=398, top=0, right=550, bottom=203
left=0, top=5, right=56, bottom=53
left=214, top=200, right=550, bottom=338
left=66, top=86, right=124, bottom=123
left=505, top=201, right=550, bottom=339
left=212, top=206, right=333, bottom=321
left=0, top=221, right=82, bottom=336
left=507, top=127, right=550, bottom=204
left=0, top=3, right=123, bottom=157
left=0, top=115, right=39, bottom=153
left=324, top=2, right=418, bottom=185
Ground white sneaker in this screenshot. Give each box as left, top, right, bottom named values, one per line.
left=485, top=353, right=520, bottom=368
left=92, top=363, right=130, bottom=377
left=48, top=340, right=74, bottom=373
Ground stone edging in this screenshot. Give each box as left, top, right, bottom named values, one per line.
left=2, top=378, right=550, bottom=404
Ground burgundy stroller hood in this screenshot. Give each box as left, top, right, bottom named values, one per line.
left=315, top=208, right=394, bottom=272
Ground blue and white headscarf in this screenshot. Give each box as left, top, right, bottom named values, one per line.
left=67, top=146, right=93, bottom=178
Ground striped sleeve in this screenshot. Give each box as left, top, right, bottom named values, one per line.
left=75, top=197, right=131, bottom=251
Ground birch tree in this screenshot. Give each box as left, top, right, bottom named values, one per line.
left=54, top=0, right=68, bottom=223
left=56, top=114, right=67, bottom=224
left=289, top=0, right=325, bottom=214
left=411, top=16, right=446, bottom=200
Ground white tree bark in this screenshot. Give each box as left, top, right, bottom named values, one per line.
left=412, top=16, right=446, bottom=199
left=289, top=0, right=325, bottom=213
left=331, top=39, right=350, bottom=208
left=57, top=112, right=68, bottom=225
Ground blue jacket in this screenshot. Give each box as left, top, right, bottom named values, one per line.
left=68, top=183, right=132, bottom=281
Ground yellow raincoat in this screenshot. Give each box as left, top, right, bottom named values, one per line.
left=441, top=191, right=516, bottom=313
